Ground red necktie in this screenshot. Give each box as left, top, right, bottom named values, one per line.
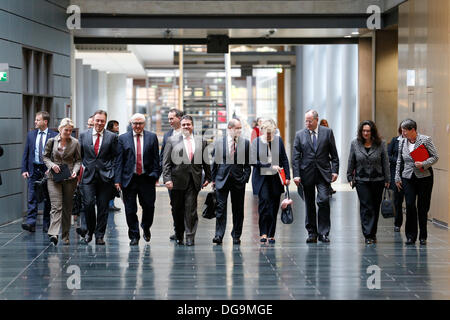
left=94, top=134, right=100, bottom=156
left=136, top=134, right=143, bottom=175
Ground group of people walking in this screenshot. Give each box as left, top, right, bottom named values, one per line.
left=20, top=108, right=438, bottom=247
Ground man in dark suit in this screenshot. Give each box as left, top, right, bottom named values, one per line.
left=162, top=115, right=212, bottom=246
left=79, top=110, right=118, bottom=245
left=114, top=113, right=161, bottom=246
left=160, top=108, right=183, bottom=241
left=211, top=118, right=251, bottom=245
left=292, top=109, right=339, bottom=243
left=21, top=111, right=58, bottom=232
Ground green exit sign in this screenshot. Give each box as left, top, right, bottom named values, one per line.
left=0, top=71, right=7, bottom=82
left=0, top=64, right=8, bottom=82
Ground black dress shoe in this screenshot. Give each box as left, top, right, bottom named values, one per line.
left=213, top=236, right=223, bottom=244
left=84, top=234, right=93, bottom=243
left=170, top=234, right=177, bottom=241
left=186, top=239, right=194, bottom=246
left=405, top=238, right=415, bottom=245
left=394, top=226, right=401, bottom=232
left=306, top=235, right=318, bottom=243
left=176, top=239, right=184, bottom=245
left=130, top=238, right=139, bottom=246
left=96, top=238, right=105, bottom=245
left=22, top=223, right=36, bottom=232
left=318, top=235, right=330, bottom=243
left=233, top=239, right=241, bottom=245
left=419, top=239, right=427, bottom=245
left=49, top=235, right=58, bottom=245
left=76, top=228, right=87, bottom=238
left=143, top=229, right=151, bottom=242
left=109, top=205, right=121, bottom=211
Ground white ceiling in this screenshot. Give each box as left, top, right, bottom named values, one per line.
left=75, top=49, right=147, bottom=77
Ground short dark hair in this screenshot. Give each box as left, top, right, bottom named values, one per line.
left=93, top=110, right=108, bottom=119
left=401, top=119, right=417, bottom=131
left=168, top=108, right=184, bottom=118
left=107, top=120, right=119, bottom=131
left=397, top=123, right=402, bottom=135
left=36, top=111, right=50, bottom=122
left=357, top=120, right=382, bottom=146
left=180, top=115, right=194, bottom=124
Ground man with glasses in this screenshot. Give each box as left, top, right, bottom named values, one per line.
left=292, top=109, right=339, bottom=243
left=114, top=114, right=161, bottom=245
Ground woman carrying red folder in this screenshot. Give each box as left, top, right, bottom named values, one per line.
left=395, top=119, right=439, bottom=246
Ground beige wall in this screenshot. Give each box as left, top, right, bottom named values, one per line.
left=376, top=30, right=399, bottom=141
left=398, top=0, right=450, bottom=225
left=359, top=37, right=374, bottom=123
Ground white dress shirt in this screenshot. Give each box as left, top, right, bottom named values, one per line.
left=182, top=133, right=195, bottom=160
left=92, top=129, right=104, bottom=153
left=133, top=131, right=144, bottom=173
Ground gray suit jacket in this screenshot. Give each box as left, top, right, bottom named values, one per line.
left=347, top=139, right=390, bottom=183
left=43, top=135, right=82, bottom=180
left=79, top=128, right=118, bottom=184
left=395, top=133, right=439, bottom=182
left=292, top=126, right=339, bottom=186
left=162, top=134, right=212, bottom=191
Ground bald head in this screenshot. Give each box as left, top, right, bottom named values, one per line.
left=305, top=109, right=319, bottom=131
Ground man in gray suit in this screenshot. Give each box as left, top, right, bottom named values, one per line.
left=163, top=115, right=212, bottom=246
left=79, top=110, right=118, bottom=245
left=292, top=109, right=339, bottom=243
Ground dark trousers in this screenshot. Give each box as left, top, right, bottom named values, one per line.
left=402, top=174, right=433, bottom=241
left=393, top=187, right=405, bottom=228
left=26, top=164, right=50, bottom=229
left=303, top=170, right=331, bottom=236
left=123, top=175, right=156, bottom=240
left=258, top=175, right=282, bottom=238
left=81, top=175, right=114, bottom=239
left=168, top=189, right=176, bottom=233
left=171, top=174, right=199, bottom=242
left=215, top=176, right=246, bottom=240
left=355, top=180, right=384, bottom=239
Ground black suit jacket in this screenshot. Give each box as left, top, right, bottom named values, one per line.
left=162, top=134, right=212, bottom=191
left=211, top=136, right=251, bottom=190
left=115, top=130, right=161, bottom=188
left=292, top=126, right=339, bottom=186
left=79, top=129, right=118, bottom=184
left=160, top=128, right=174, bottom=168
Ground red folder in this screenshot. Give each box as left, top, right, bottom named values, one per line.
left=410, top=144, right=429, bottom=172
left=278, top=168, right=286, bottom=185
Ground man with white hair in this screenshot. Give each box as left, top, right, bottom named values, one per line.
left=114, top=113, right=161, bottom=245
left=292, top=109, right=339, bottom=243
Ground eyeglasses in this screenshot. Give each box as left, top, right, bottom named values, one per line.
left=132, top=122, right=145, bottom=126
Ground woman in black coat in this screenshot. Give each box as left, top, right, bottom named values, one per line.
left=251, top=119, right=290, bottom=244
left=387, top=124, right=405, bottom=232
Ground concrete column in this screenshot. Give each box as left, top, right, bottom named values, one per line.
left=82, top=64, right=93, bottom=122
left=91, top=69, right=99, bottom=112
left=107, top=74, right=130, bottom=134
left=75, top=59, right=84, bottom=130
left=98, top=71, right=108, bottom=109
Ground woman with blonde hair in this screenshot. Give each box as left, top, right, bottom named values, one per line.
left=43, top=118, right=82, bottom=245
left=251, top=119, right=290, bottom=243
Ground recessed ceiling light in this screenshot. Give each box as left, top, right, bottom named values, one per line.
left=352, top=32, right=360, bottom=35
left=344, top=35, right=352, bottom=38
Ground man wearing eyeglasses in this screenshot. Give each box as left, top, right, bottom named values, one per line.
left=114, top=114, right=161, bottom=245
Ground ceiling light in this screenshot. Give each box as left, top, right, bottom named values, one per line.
left=344, top=35, right=352, bottom=38
left=352, top=32, right=360, bottom=35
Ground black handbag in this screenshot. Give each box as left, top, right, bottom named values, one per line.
left=34, top=176, right=48, bottom=203
left=202, top=190, right=217, bottom=219
left=380, top=188, right=395, bottom=218
left=281, top=186, right=294, bottom=224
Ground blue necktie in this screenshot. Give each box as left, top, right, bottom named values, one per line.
left=38, top=132, right=44, bottom=163
left=312, top=131, right=317, bottom=151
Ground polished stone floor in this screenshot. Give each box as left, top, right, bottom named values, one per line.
left=0, top=185, right=449, bottom=300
